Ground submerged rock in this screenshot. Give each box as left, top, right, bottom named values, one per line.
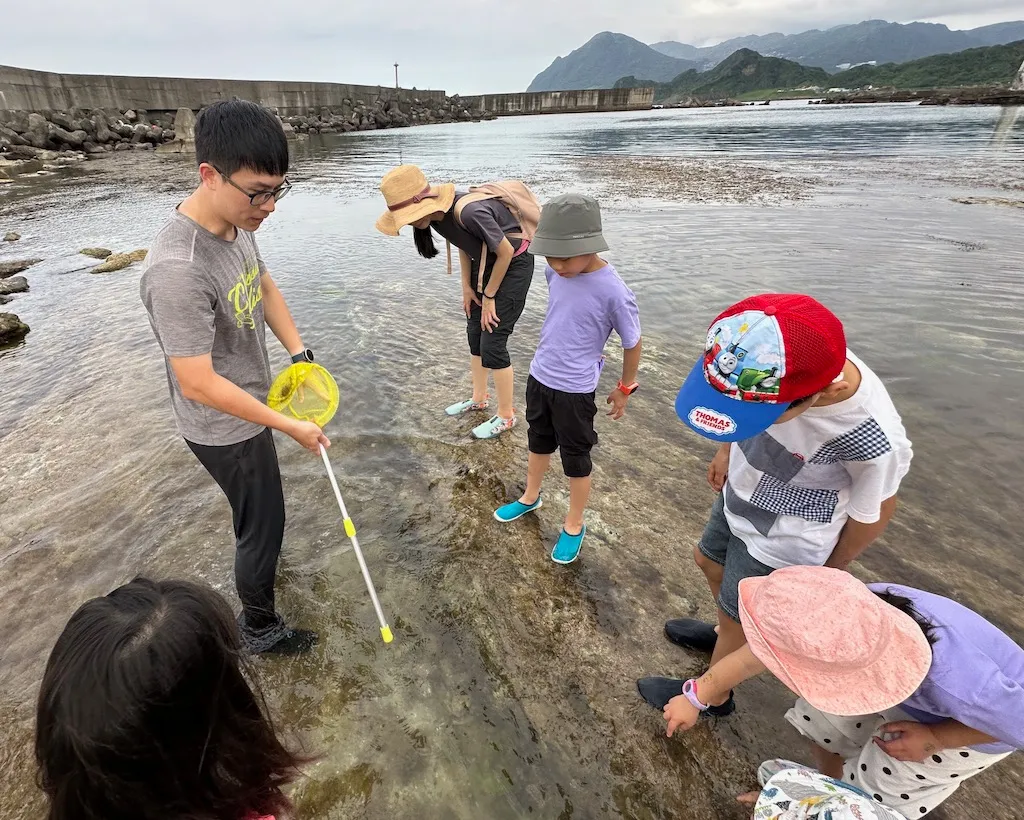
left=0, top=275, right=29, bottom=295
left=0, top=312, right=29, bottom=344
left=3, top=232, right=21, bottom=242
left=0, top=259, right=40, bottom=278
left=0, top=158, right=44, bottom=179
left=952, top=196, right=1024, bottom=210
left=79, top=247, right=112, bottom=259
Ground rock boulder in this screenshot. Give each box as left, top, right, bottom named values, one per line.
left=92, top=115, right=114, bottom=144
left=0, top=275, right=29, bottom=295
left=0, top=125, right=28, bottom=146
left=0, top=259, right=39, bottom=277
left=50, top=111, right=75, bottom=131
left=25, top=113, right=50, bottom=148
left=0, top=312, right=29, bottom=344
left=90, top=248, right=147, bottom=273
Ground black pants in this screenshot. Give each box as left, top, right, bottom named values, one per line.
left=467, top=251, right=534, bottom=370
left=526, top=375, right=599, bottom=478
left=186, top=427, right=284, bottom=631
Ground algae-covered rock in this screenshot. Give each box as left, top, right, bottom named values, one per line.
left=79, top=247, right=113, bottom=259
left=0, top=312, right=29, bottom=344
left=90, top=249, right=147, bottom=273
left=3, top=232, right=20, bottom=242
left=90, top=253, right=132, bottom=273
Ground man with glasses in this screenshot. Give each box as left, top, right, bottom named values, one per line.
left=140, top=99, right=323, bottom=654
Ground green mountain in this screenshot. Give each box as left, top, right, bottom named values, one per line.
left=648, top=19, right=1024, bottom=72
left=830, top=40, right=1024, bottom=89
left=969, top=22, right=1024, bottom=47
left=648, top=41, right=702, bottom=61
left=618, top=50, right=829, bottom=102
left=532, top=20, right=1024, bottom=94
left=527, top=32, right=697, bottom=92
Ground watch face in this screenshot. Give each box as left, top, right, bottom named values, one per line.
left=305, top=349, right=315, bottom=362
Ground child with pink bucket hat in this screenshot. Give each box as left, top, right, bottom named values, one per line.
left=659, top=567, right=1024, bottom=817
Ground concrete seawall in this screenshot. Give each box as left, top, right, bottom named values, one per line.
left=462, top=88, right=654, bottom=116
left=0, top=65, right=446, bottom=115
left=0, top=65, right=653, bottom=119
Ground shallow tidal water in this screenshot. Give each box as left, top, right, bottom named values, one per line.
left=1, top=102, right=1023, bottom=819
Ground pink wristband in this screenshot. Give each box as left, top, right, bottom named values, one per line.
left=683, top=678, right=710, bottom=712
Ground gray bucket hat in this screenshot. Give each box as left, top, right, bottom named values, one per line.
left=529, top=193, right=609, bottom=258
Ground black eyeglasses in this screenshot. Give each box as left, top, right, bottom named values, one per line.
left=214, top=166, right=292, bottom=206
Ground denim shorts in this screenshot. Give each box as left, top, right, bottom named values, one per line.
left=697, top=492, right=774, bottom=622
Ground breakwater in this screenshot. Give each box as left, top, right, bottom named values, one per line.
left=808, top=85, right=1024, bottom=106
left=462, top=87, right=653, bottom=115
left=0, top=65, right=446, bottom=116
left=0, top=65, right=653, bottom=120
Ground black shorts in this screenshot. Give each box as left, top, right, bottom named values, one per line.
left=466, top=251, right=534, bottom=370
left=526, top=375, right=599, bottom=478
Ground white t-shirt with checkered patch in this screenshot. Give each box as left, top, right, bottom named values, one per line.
left=723, top=350, right=912, bottom=569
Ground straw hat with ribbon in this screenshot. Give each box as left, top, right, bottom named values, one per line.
left=375, top=165, right=455, bottom=236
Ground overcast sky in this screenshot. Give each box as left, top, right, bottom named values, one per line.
left=1, top=1, right=1020, bottom=95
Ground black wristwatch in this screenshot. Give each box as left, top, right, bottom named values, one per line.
left=291, top=348, right=314, bottom=364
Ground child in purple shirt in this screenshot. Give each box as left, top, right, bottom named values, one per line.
left=493, top=194, right=642, bottom=564
left=657, top=566, right=1024, bottom=818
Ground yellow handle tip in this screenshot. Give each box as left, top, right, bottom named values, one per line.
left=343, top=518, right=356, bottom=538
left=381, top=626, right=394, bottom=644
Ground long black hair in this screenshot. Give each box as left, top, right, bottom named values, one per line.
left=35, top=577, right=310, bottom=820
left=874, top=588, right=939, bottom=646
left=413, top=226, right=439, bottom=259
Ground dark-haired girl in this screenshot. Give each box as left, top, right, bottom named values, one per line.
left=35, top=577, right=310, bottom=820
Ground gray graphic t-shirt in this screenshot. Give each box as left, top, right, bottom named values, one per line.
left=140, top=210, right=271, bottom=447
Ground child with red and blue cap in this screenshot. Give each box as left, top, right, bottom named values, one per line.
left=638, top=293, right=913, bottom=718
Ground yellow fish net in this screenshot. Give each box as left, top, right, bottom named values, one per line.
left=266, top=361, right=393, bottom=644
left=267, top=363, right=339, bottom=428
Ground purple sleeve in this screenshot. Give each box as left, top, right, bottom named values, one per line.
left=458, top=202, right=506, bottom=254
left=611, top=289, right=642, bottom=349
left=917, top=675, right=1024, bottom=749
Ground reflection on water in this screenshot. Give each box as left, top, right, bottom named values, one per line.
left=992, top=106, right=1022, bottom=148
left=1, top=103, right=1023, bottom=819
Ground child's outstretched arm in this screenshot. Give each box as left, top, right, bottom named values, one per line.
left=664, top=644, right=766, bottom=737
left=607, top=338, right=642, bottom=419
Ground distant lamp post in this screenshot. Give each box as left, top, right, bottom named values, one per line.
left=394, top=62, right=400, bottom=89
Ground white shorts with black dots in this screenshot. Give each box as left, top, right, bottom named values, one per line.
left=785, top=698, right=1011, bottom=817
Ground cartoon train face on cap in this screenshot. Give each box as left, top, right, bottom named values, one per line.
left=703, top=312, right=785, bottom=403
